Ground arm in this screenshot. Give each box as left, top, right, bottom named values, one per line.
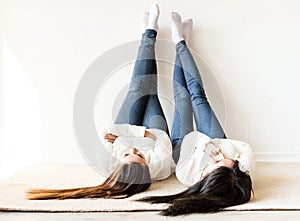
left=214, top=138, right=255, bottom=176
left=104, top=129, right=156, bottom=144
left=145, top=130, right=173, bottom=181
left=175, top=132, right=210, bottom=186
left=176, top=154, right=205, bottom=186
left=104, top=124, right=146, bottom=138
left=235, top=142, right=255, bottom=176
left=101, top=124, right=146, bottom=143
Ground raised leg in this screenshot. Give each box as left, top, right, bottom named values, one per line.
left=169, top=11, right=225, bottom=139
left=171, top=52, right=194, bottom=163
left=114, top=5, right=160, bottom=126
left=176, top=41, right=226, bottom=138
left=114, top=29, right=157, bottom=125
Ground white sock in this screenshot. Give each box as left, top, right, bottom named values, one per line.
left=169, top=12, right=184, bottom=44
left=182, top=19, right=193, bottom=43
left=140, top=11, right=149, bottom=32
left=147, top=4, right=159, bottom=31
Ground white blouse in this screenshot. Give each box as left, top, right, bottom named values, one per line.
left=99, top=124, right=175, bottom=181
left=176, top=131, right=255, bottom=186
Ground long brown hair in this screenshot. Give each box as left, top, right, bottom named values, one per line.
left=138, top=161, right=252, bottom=216
left=27, top=163, right=151, bottom=200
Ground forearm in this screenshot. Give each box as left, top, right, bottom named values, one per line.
left=105, top=124, right=146, bottom=137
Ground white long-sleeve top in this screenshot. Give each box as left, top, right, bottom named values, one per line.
left=99, top=124, right=175, bottom=181
left=176, top=131, right=255, bottom=186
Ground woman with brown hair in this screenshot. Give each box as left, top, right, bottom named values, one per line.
left=26, top=4, right=175, bottom=200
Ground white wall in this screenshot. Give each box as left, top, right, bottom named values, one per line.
left=1, top=0, right=300, bottom=169
left=0, top=0, right=3, bottom=167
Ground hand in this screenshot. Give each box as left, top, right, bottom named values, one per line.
left=144, top=130, right=157, bottom=141
left=210, top=148, right=225, bottom=162
left=104, top=133, right=118, bottom=143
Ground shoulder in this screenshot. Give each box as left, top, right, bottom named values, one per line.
left=148, top=129, right=172, bottom=146
left=214, top=138, right=255, bottom=176
left=182, top=131, right=211, bottom=148
left=219, top=138, right=253, bottom=156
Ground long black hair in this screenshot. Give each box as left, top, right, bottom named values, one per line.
left=137, top=161, right=252, bottom=216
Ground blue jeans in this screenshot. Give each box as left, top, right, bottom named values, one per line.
left=172, top=41, right=226, bottom=163
left=114, top=29, right=169, bottom=133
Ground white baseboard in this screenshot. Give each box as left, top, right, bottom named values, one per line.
left=255, top=152, right=300, bottom=163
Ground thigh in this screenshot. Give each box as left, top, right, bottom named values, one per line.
left=171, top=97, right=194, bottom=164
left=114, top=91, right=147, bottom=126
left=142, top=94, right=169, bottom=133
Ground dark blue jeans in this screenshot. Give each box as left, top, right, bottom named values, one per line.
left=114, top=29, right=168, bottom=133
left=172, top=41, right=226, bottom=163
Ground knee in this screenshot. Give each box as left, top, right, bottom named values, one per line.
left=190, top=90, right=207, bottom=102
left=147, top=115, right=168, bottom=131
left=173, top=84, right=190, bottom=100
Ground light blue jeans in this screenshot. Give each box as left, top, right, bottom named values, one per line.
left=172, top=40, right=226, bottom=163
left=114, top=29, right=169, bottom=134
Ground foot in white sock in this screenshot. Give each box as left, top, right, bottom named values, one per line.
left=169, top=12, right=184, bottom=45
left=182, top=19, right=193, bottom=43
left=141, top=11, right=149, bottom=32
left=147, top=4, right=160, bottom=31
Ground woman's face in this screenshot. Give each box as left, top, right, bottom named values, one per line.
left=201, top=152, right=235, bottom=179
left=121, top=147, right=147, bottom=165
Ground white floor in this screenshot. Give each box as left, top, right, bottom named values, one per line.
left=1, top=211, right=300, bottom=221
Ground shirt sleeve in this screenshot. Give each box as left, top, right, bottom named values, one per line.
left=146, top=129, right=174, bottom=181
left=175, top=132, right=210, bottom=186
left=101, top=124, right=146, bottom=138
left=213, top=138, right=255, bottom=177
left=97, top=135, right=121, bottom=177
left=234, top=141, right=255, bottom=177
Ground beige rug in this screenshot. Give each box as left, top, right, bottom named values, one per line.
left=0, top=162, right=299, bottom=212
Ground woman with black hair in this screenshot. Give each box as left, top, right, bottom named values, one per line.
left=138, top=11, right=255, bottom=216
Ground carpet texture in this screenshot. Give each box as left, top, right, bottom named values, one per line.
left=0, top=162, right=299, bottom=212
